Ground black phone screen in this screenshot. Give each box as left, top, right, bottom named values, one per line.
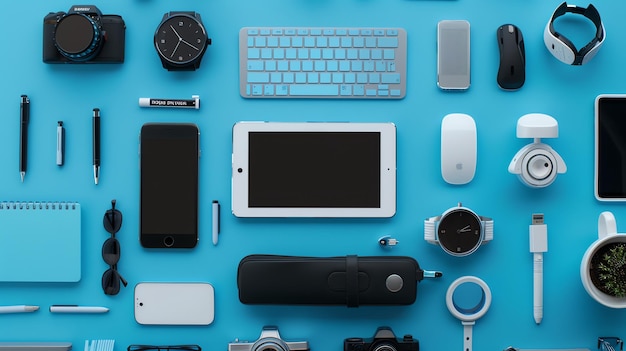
left=140, top=123, right=199, bottom=248
left=596, top=96, right=626, bottom=200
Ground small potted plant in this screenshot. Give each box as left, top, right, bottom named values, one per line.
left=581, top=211, right=626, bottom=308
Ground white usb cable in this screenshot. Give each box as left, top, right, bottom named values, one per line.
left=529, top=213, right=548, bottom=324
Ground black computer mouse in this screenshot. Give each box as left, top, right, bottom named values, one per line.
left=497, top=24, right=525, bottom=90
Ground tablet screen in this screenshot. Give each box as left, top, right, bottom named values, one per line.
left=248, top=132, right=381, bottom=208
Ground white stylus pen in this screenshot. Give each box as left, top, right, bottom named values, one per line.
left=49, top=305, right=109, bottom=314
left=529, top=214, right=547, bottom=325
left=0, top=305, right=39, bottom=314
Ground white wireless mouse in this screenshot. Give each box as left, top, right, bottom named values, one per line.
left=441, top=113, right=477, bottom=185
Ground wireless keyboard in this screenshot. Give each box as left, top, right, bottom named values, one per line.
left=239, top=27, right=407, bottom=99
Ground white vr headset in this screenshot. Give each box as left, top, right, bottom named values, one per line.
left=544, top=2, right=605, bottom=65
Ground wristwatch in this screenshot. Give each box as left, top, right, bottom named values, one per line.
left=154, top=11, right=210, bottom=71
left=424, top=203, right=493, bottom=257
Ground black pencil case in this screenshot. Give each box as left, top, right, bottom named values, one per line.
left=237, top=254, right=438, bottom=307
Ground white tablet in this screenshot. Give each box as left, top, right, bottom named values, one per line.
left=232, top=122, right=396, bottom=218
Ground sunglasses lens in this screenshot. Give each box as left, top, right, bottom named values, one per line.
left=102, top=238, right=120, bottom=265
left=103, top=209, right=122, bottom=234
left=102, top=269, right=120, bottom=295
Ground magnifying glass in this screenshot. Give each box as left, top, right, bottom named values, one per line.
left=446, top=276, right=492, bottom=351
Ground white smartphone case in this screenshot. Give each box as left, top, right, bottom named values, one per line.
left=134, top=282, right=214, bottom=325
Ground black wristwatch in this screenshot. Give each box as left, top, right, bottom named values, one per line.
left=154, top=11, right=210, bottom=71
left=424, top=203, right=493, bottom=257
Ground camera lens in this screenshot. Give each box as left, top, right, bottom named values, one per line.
left=372, top=343, right=397, bottom=351
left=252, top=339, right=289, bottom=351
left=253, top=342, right=287, bottom=351
left=54, top=13, right=102, bottom=61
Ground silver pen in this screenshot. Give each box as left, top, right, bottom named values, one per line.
left=57, top=121, right=65, bottom=166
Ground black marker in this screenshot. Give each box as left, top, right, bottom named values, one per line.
left=138, top=95, right=200, bottom=109
left=92, top=108, right=100, bottom=185
left=19, top=95, right=29, bottom=182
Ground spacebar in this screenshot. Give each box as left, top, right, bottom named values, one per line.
left=290, top=85, right=339, bottom=96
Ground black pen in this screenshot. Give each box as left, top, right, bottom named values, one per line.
left=92, top=108, right=100, bottom=185
left=19, top=95, right=29, bottom=182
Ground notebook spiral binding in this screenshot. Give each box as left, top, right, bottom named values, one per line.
left=0, top=201, right=79, bottom=210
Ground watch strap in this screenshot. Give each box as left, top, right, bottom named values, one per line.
left=480, top=216, right=494, bottom=242
left=424, top=215, right=441, bottom=245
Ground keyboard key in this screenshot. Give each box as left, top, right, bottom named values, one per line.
left=381, top=73, right=401, bottom=84
left=247, top=72, right=270, bottom=83
left=276, top=85, right=289, bottom=95
left=247, top=60, right=263, bottom=71
left=240, top=27, right=406, bottom=99
left=290, top=85, right=339, bottom=96
left=247, top=48, right=260, bottom=59
left=377, top=37, right=398, bottom=48
left=295, top=73, right=307, bottom=83
left=340, top=85, right=352, bottom=95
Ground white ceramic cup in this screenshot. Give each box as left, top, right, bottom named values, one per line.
left=580, top=211, right=626, bottom=308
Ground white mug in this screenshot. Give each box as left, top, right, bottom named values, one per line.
left=580, top=211, right=626, bottom=308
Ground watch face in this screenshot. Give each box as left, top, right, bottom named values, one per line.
left=154, top=14, right=208, bottom=66
left=438, top=208, right=482, bottom=256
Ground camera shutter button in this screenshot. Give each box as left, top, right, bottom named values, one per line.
left=385, top=274, right=404, bottom=292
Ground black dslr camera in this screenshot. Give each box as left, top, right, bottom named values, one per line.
left=344, top=327, right=419, bottom=351
left=43, top=5, right=125, bottom=63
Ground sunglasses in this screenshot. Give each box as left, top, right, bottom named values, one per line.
left=102, top=199, right=128, bottom=295
left=127, top=346, right=201, bottom=351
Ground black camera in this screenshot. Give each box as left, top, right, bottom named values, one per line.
left=43, top=5, right=125, bottom=63
left=344, top=327, right=419, bottom=351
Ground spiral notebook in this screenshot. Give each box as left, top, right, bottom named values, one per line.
left=0, top=202, right=81, bottom=282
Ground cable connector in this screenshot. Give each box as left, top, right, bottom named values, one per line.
left=530, top=213, right=547, bottom=324
left=530, top=213, right=548, bottom=253
left=379, top=235, right=399, bottom=247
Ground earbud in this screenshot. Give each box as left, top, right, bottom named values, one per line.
left=508, top=114, right=566, bottom=188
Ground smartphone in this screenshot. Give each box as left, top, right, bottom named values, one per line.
left=140, top=123, right=199, bottom=248
left=134, top=282, right=214, bottom=325
left=437, top=20, right=471, bottom=90
left=595, top=95, right=626, bottom=201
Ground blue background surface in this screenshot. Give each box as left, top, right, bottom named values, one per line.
left=2, top=0, right=626, bottom=350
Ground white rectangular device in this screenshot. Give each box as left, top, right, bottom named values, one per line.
left=231, top=122, right=396, bottom=218
left=437, top=20, right=471, bottom=90
left=134, top=282, right=214, bottom=325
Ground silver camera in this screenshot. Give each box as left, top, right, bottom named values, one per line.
left=228, top=326, right=309, bottom=351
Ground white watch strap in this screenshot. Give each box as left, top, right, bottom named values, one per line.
left=424, top=216, right=441, bottom=244
left=481, top=216, right=494, bottom=242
